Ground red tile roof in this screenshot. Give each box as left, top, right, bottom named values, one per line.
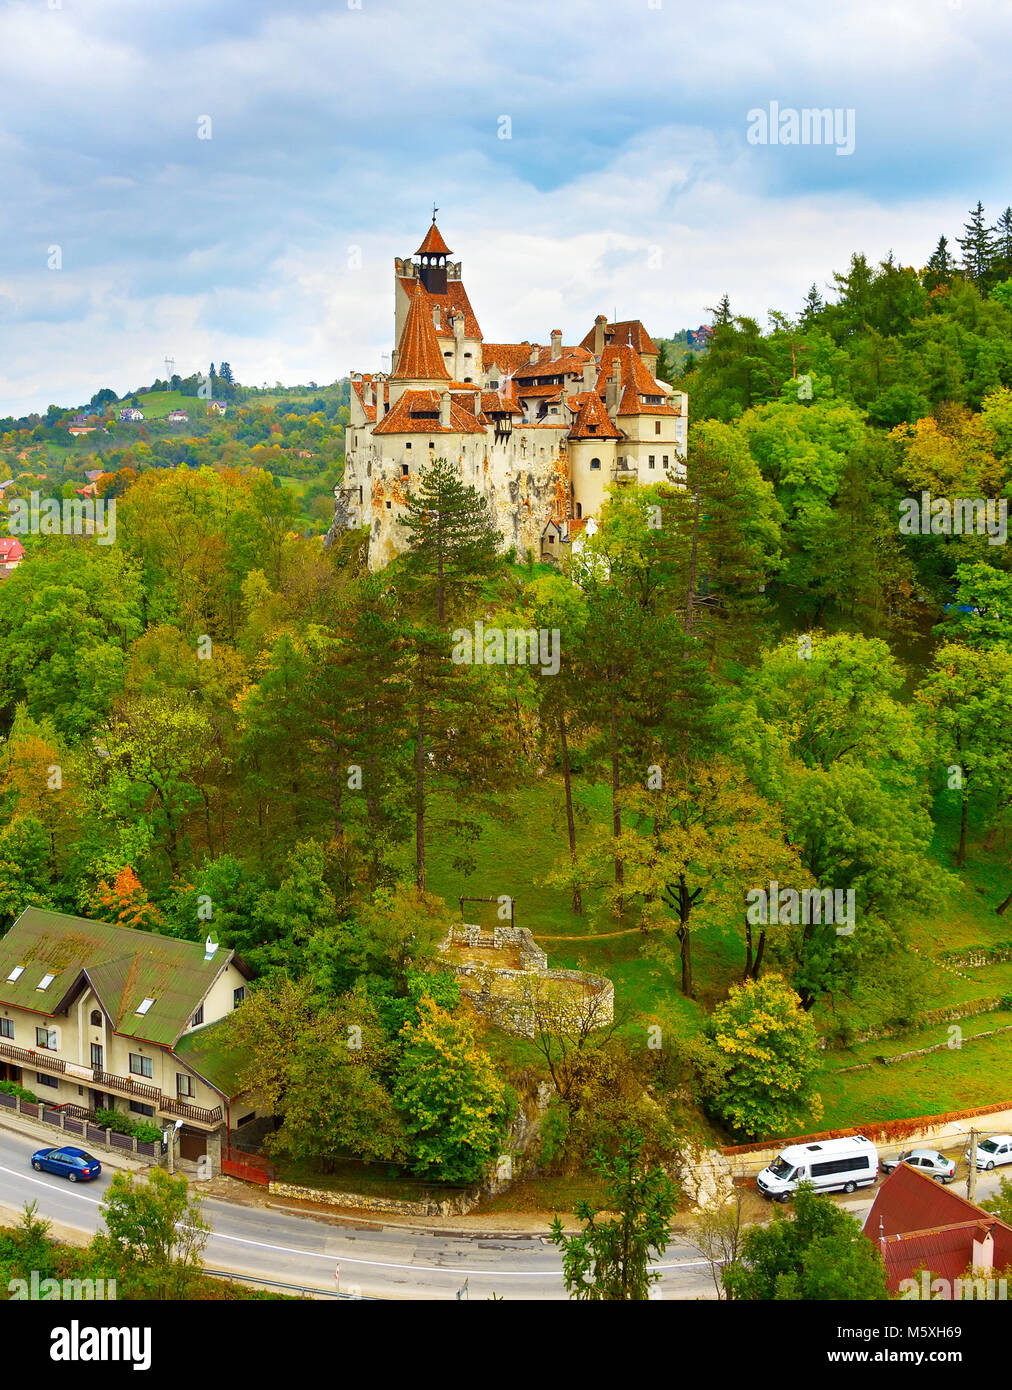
left=596, top=343, right=661, bottom=396
left=512, top=345, right=594, bottom=380
left=373, top=389, right=484, bottom=436
left=616, top=382, right=681, bottom=417
left=863, top=1164, right=1012, bottom=1292
left=568, top=390, right=623, bottom=440
left=0, top=537, right=25, bottom=563
left=397, top=278, right=483, bottom=342
left=514, top=383, right=565, bottom=399
left=483, top=343, right=537, bottom=376
left=580, top=318, right=659, bottom=357
left=415, top=221, right=452, bottom=257
left=351, top=375, right=390, bottom=421
left=392, top=284, right=451, bottom=382
left=480, top=390, right=523, bottom=416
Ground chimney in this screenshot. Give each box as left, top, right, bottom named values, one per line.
left=439, top=392, right=451, bottom=428
left=432, top=305, right=441, bottom=330
left=551, top=329, right=562, bottom=361
left=606, top=356, right=623, bottom=412
left=582, top=360, right=596, bottom=391
left=529, top=343, right=540, bottom=365
left=473, top=391, right=481, bottom=417
left=593, top=314, right=607, bottom=357
left=972, top=1225, right=995, bottom=1272
left=453, top=310, right=465, bottom=342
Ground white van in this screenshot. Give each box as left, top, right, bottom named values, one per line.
left=756, top=1135, right=879, bottom=1202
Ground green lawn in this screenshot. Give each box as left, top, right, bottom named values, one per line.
left=119, top=389, right=195, bottom=420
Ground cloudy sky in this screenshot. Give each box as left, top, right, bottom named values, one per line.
left=2, top=0, right=1011, bottom=416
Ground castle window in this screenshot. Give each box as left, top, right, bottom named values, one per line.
left=402, top=465, right=409, bottom=476
left=655, top=421, right=661, bottom=434
left=464, top=352, right=472, bottom=358
left=663, top=455, right=669, bottom=465
left=406, top=442, right=411, bottom=448
left=386, top=501, right=392, bottom=509
left=590, top=458, right=601, bottom=471
left=648, top=456, right=656, bottom=468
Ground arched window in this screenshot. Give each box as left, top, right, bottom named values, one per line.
left=590, top=457, right=601, bottom=470
left=90, top=1010, right=102, bottom=1027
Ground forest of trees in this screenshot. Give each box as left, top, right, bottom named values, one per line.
left=3, top=203, right=1012, bottom=1180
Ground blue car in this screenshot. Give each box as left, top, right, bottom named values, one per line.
left=31, top=1146, right=102, bottom=1182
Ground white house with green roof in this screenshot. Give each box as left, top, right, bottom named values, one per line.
left=0, top=907, right=254, bottom=1162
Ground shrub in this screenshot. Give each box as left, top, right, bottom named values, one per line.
left=95, top=1108, right=135, bottom=1135
left=94, top=1109, right=160, bottom=1142
left=0, top=1079, right=39, bottom=1104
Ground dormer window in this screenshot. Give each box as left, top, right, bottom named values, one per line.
left=6, top=966, right=24, bottom=982
left=37, top=973, right=55, bottom=991
left=135, top=997, right=155, bottom=1016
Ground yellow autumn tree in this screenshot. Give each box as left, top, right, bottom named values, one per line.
left=707, top=973, right=823, bottom=1139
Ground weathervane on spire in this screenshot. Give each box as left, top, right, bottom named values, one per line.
left=432, top=202, right=439, bottom=223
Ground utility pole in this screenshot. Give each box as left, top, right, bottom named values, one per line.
left=967, top=1127, right=977, bottom=1204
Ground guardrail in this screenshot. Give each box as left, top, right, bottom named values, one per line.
left=200, top=1268, right=378, bottom=1299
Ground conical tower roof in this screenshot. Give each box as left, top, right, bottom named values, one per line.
left=416, top=220, right=452, bottom=257
left=392, top=282, right=451, bottom=382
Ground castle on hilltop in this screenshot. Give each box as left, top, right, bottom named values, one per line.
left=332, top=216, right=689, bottom=568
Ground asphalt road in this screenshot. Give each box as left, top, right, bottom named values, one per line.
left=0, top=1128, right=717, bottom=1300
left=3, top=1127, right=1006, bottom=1300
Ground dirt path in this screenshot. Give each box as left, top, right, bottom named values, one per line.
left=534, top=925, right=655, bottom=941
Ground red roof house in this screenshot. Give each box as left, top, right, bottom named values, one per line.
left=0, top=537, right=25, bottom=570
left=863, top=1162, right=1012, bottom=1294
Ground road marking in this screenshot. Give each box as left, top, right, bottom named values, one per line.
left=0, top=1159, right=709, bottom=1283
left=195, top=1224, right=711, bottom=1279
left=0, top=1161, right=104, bottom=1205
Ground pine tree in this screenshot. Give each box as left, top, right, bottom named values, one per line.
left=708, top=293, right=733, bottom=327
left=397, top=455, right=502, bottom=623
left=924, top=235, right=956, bottom=290
left=993, top=207, right=1012, bottom=281
left=957, top=202, right=996, bottom=285
left=800, top=283, right=824, bottom=324
left=655, top=339, right=676, bottom=385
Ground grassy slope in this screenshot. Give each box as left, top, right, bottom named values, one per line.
left=421, top=774, right=1012, bottom=1136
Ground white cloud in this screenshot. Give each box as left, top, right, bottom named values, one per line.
left=1, top=0, right=1010, bottom=414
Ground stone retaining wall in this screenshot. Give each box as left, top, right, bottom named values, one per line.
left=268, top=1179, right=481, bottom=1217
left=821, top=995, right=1004, bottom=1049
left=721, top=1099, right=1012, bottom=1175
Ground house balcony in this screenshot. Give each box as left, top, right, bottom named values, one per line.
left=0, top=1039, right=66, bottom=1073
left=0, top=1044, right=223, bottom=1129
left=92, top=1069, right=224, bottom=1129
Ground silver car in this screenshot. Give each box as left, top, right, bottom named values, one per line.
left=882, top=1149, right=956, bottom=1183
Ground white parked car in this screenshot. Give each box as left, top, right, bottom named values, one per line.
left=756, top=1135, right=879, bottom=1202
left=881, top=1149, right=956, bottom=1183
left=967, top=1135, right=1012, bottom=1171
